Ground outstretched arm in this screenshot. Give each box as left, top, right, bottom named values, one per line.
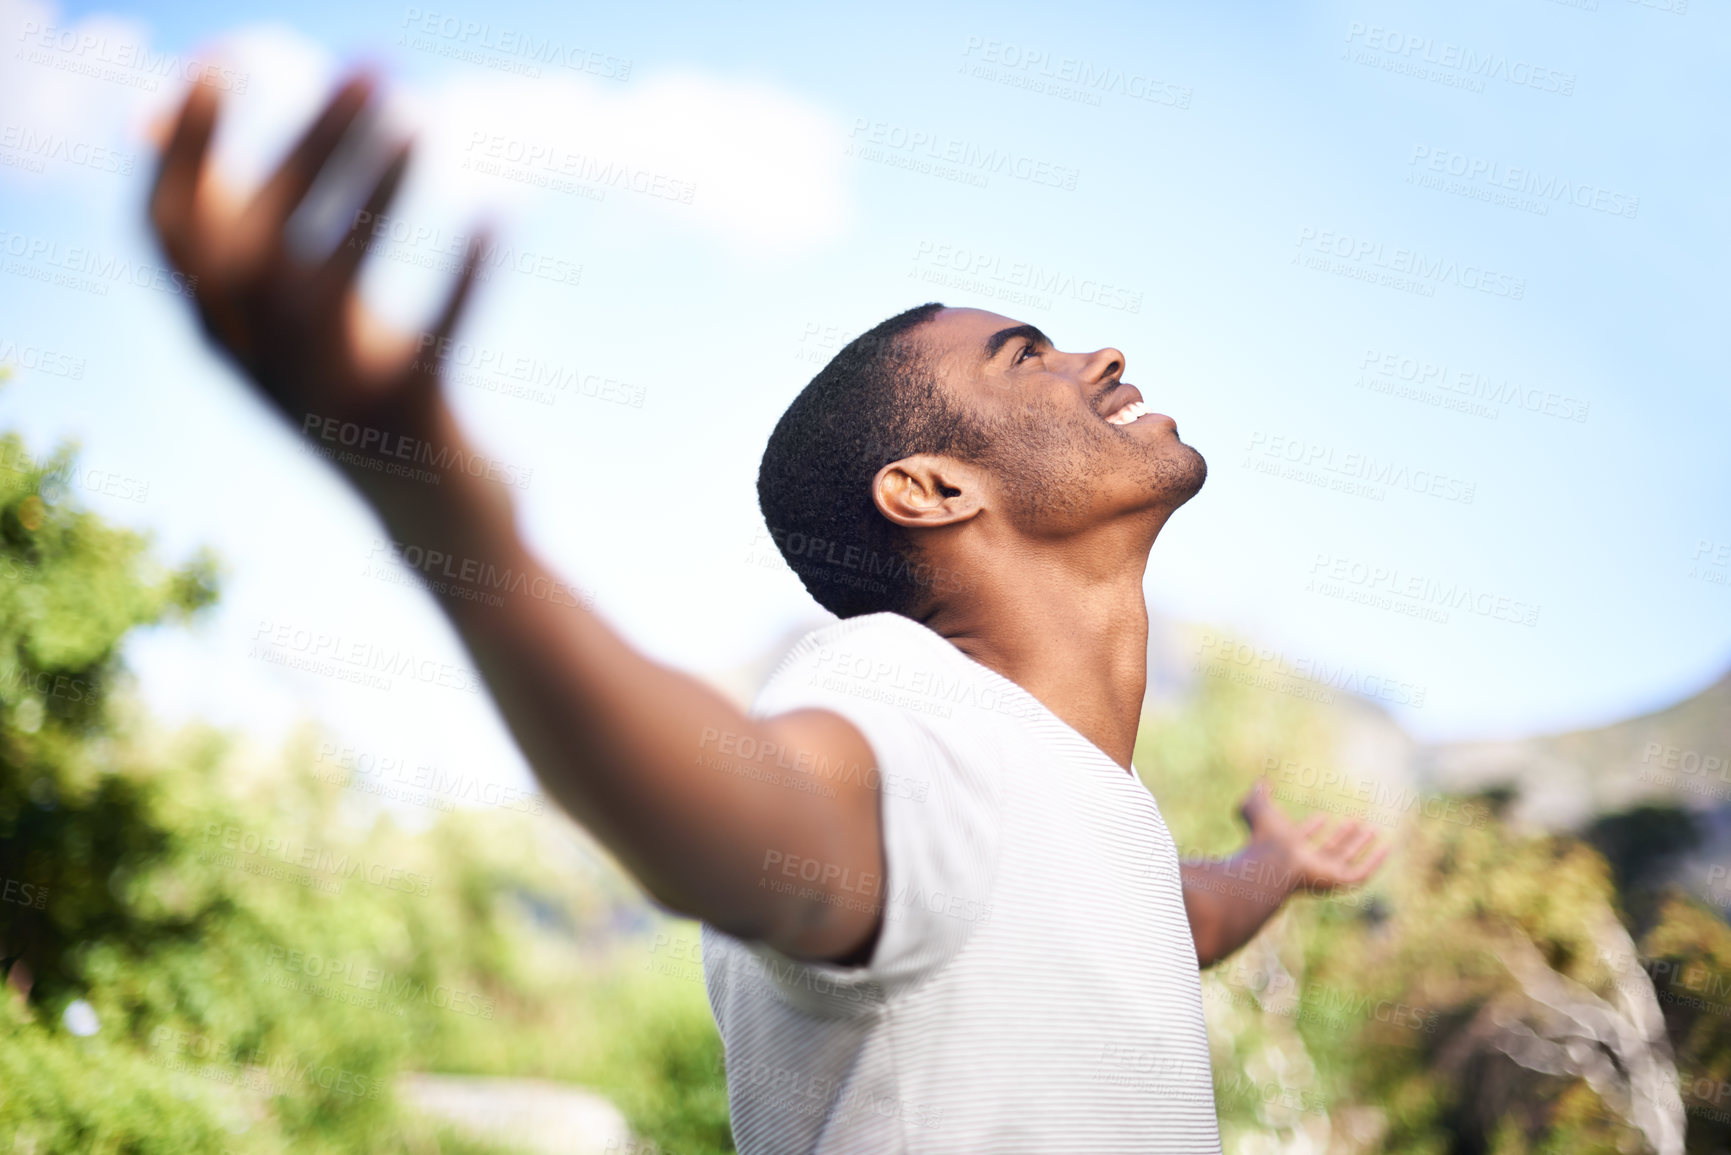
left=149, top=74, right=885, bottom=965
left=1179, top=779, right=1389, bottom=967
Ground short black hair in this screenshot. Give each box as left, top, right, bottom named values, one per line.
left=757, top=302, right=985, bottom=619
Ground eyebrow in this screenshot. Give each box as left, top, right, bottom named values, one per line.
left=982, top=324, right=1051, bottom=362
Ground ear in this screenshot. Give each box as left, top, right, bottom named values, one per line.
left=872, top=454, right=984, bottom=529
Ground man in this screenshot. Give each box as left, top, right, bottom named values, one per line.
left=149, top=74, right=1388, bottom=1153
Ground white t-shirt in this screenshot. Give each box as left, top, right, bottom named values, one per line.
left=701, top=612, right=1222, bottom=1154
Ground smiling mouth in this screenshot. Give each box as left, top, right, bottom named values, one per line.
left=1104, top=400, right=1151, bottom=426
left=1100, top=384, right=1161, bottom=426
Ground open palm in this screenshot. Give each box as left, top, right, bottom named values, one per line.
left=1238, top=777, right=1391, bottom=896
left=148, top=73, right=483, bottom=435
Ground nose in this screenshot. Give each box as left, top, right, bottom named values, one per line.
left=1083, top=346, right=1125, bottom=385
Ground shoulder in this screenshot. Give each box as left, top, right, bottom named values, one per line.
left=756, top=613, right=1043, bottom=745
left=768, top=612, right=953, bottom=671
left=755, top=613, right=960, bottom=706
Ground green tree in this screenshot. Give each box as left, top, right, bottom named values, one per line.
left=0, top=414, right=730, bottom=1153
left=1141, top=636, right=1728, bottom=1154
left=0, top=427, right=217, bottom=1008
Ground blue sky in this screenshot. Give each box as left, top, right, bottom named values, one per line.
left=2, top=0, right=1727, bottom=801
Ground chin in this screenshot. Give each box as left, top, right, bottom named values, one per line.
left=1152, top=441, right=1207, bottom=510
left=1177, top=443, right=1208, bottom=496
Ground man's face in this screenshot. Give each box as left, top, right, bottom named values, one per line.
left=917, top=307, right=1206, bottom=533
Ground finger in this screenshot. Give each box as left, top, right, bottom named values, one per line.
left=1340, top=839, right=1392, bottom=884
left=1318, top=819, right=1363, bottom=855
left=149, top=82, right=221, bottom=266
left=249, top=73, right=376, bottom=233
left=1242, top=779, right=1291, bottom=839
left=352, top=228, right=490, bottom=389
left=425, top=228, right=492, bottom=348
left=1239, top=784, right=1263, bottom=824
left=1296, top=813, right=1328, bottom=840
left=1337, top=826, right=1379, bottom=864
left=1240, top=777, right=1271, bottom=814
left=321, top=141, right=412, bottom=291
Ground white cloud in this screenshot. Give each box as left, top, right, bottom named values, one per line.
left=400, top=65, right=853, bottom=256
left=0, top=0, right=852, bottom=254
left=0, top=0, right=156, bottom=192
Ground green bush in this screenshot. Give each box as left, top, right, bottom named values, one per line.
left=0, top=425, right=726, bottom=1152
left=4, top=412, right=1726, bottom=1153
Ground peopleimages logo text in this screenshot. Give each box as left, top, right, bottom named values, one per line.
left=1343, top=23, right=1576, bottom=95
left=1295, top=227, right=1524, bottom=300
left=847, top=119, right=1080, bottom=190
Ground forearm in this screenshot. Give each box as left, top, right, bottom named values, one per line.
left=325, top=395, right=879, bottom=955
left=146, top=73, right=882, bottom=959
left=1179, top=840, right=1298, bottom=967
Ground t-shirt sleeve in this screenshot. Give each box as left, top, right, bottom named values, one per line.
left=708, top=668, right=1003, bottom=1020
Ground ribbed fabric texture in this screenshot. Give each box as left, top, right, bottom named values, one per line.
left=702, top=612, right=1222, bottom=1154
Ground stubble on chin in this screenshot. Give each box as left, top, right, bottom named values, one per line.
left=967, top=400, right=1209, bottom=530
left=1099, top=423, right=1207, bottom=518
left=1156, top=439, right=1207, bottom=509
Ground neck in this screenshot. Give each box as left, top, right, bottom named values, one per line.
left=916, top=516, right=1164, bottom=772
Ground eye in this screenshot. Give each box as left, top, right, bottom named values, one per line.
left=1015, top=341, right=1038, bottom=364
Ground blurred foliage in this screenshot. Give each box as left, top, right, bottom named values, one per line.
left=0, top=427, right=729, bottom=1153
left=1139, top=647, right=1731, bottom=1154
left=2, top=413, right=1727, bottom=1154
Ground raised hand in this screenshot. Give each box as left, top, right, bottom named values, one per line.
left=138, top=66, right=905, bottom=976
left=148, top=73, right=485, bottom=439
left=1237, top=777, right=1391, bottom=897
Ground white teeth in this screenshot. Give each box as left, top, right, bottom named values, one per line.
left=1105, top=400, right=1147, bottom=426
